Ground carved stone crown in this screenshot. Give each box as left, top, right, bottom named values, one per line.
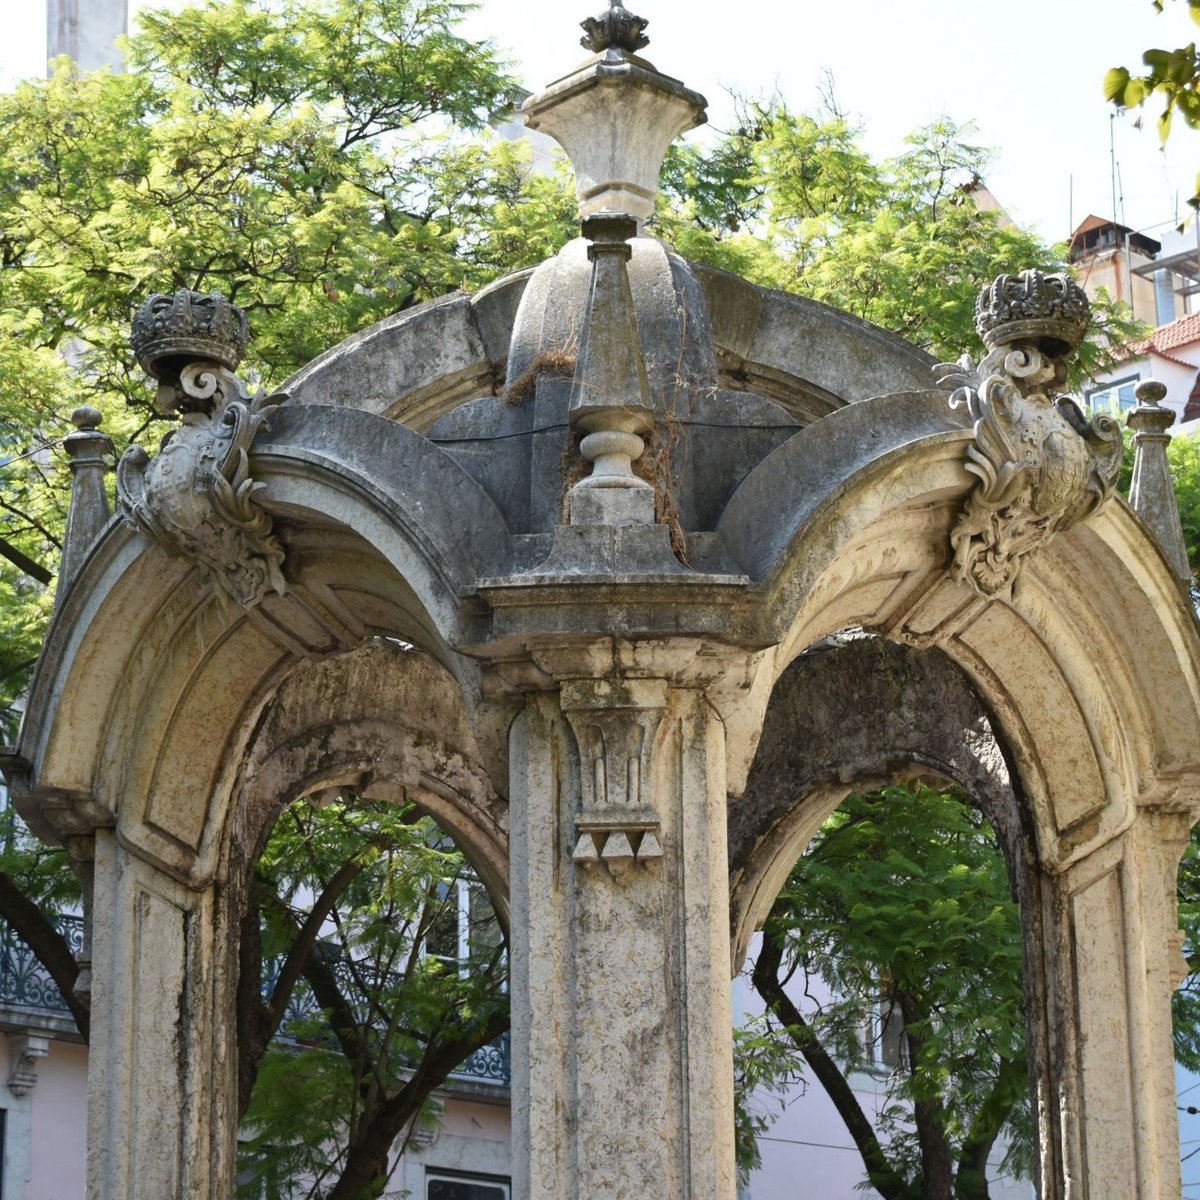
left=580, top=2, right=650, bottom=53
left=131, top=289, right=250, bottom=381
left=975, top=270, right=1090, bottom=355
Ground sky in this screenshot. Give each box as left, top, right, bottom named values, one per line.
left=2, top=0, right=1200, bottom=246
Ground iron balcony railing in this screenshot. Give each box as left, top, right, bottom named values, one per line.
left=0, top=913, right=83, bottom=1015
left=264, top=951, right=511, bottom=1087
left=0, top=917, right=509, bottom=1086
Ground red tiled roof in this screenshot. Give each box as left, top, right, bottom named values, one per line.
left=1145, top=311, right=1200, bottom=352
left=1130, top=311, right=1200, bottom=365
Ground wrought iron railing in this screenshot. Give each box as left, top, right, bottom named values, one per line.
left=262, top=952, right=511, bottom=1086
left=0, top=917, right=509, bottom=1086
left=0, top=913, right=82, bottom=1016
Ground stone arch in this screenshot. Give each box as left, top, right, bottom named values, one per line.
left=717, top=388, right=1200, bottom=1197
left=228, top=639, right=507, bottom=920
left=728, top=635, right=1023, bottom=971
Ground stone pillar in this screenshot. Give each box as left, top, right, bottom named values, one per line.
left=85, top=830, right=236, bottom=1200
left=1034, top=811, right=1188, bottom=1200
left=506, top=640, right=737, bottom=1200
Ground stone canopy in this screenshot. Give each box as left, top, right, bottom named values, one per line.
left=5, top=6, right=1200, bottom=1199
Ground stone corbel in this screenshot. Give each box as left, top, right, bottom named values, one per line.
left=559, top=676, right=666, bottom=877
left=6, top=1033, right=49, bottom=1098
left=935, top=270, right=1123, bottom=601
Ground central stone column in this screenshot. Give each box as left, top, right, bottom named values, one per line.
left=503, top=638, right=739, bottom=1199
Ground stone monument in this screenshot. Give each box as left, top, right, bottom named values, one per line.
left=4, top=5, right=1200, bottom=1198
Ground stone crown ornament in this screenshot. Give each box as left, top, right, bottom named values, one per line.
left=936, top=268, right=1122, bottom=601
left=975, top=270, right=1091, bottom=356
left=580, top=1, right=650, bottom=54
left=118, top=288, right=286, bottom=609
left=131, top=289, right=251, bottom=381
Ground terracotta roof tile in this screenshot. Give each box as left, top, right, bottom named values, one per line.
left=1129, top=311, right=1200, bottom=366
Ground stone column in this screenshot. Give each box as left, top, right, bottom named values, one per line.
left=1033, top=811, right=1188, bottom=1200
left=85, top=830, right=236, bottom=1200
left=506, top=639, right=738, bottom=1200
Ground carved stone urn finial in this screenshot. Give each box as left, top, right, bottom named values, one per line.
left=580, top=1, right=650, bottom=54
left=118, top=287, right=287, bottom=608
left=523, top=4, right=706, bottom=225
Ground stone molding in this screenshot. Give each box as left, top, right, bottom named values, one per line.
left=6, top=1032, right=49, bottom=1097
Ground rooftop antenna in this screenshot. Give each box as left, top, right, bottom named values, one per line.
left=1110, top=112, right=1119, bottom=225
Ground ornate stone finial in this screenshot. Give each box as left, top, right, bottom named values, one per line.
left=523, top=9, right=706, bottom=225
left=118, top=288, right=287, bottom=609
left=131, top=290, right=250, bottom=384
left=71, top=405, right=103, bottom=431
left=566, top=212, right=656, bottom=527
left=57, top=405, right=114, bottom=603
left=580, top=2, right=650, bottom=54
left=934, top=269, right=1122, bottom=601
left=975, top=270, right=1091, bottom=358
left=1127, top=378, right=1192, bottom=584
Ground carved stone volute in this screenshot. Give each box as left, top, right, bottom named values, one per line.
left=117, top=289, right=286, bottom=608
left=935, top=270, right=1123, bottom=600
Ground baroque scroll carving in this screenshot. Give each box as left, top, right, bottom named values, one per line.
left=117, top=290, right=287, bottom=609
left=936, top=271, right=1123, bottom=600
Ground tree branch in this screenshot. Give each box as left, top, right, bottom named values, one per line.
left=954, top=1052, right=1026, bottom=1198
left=0, top=536, right=52, bottom=585
left=0, top=872, right=87, bottom=1040
left=751, top=913, right=909, bottom=1200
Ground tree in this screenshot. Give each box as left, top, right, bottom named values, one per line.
left=0, top=0, right=578, bottom=731
left=1105, top=0, right=1200, bottom=204
left=746, top=784, right=1030, bottom=1200
left=657, top=104, right=1145, bottom=381
left=236, top=794, right=508, bottom=1200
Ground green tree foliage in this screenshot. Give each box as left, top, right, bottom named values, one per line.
left=1105, top=1, right=1200, bottom=203
left=749, top=784, right=1030, bottom=1199
left=236, top=795, right=507, bottom=1200
left=657, top=106, right=1145, bottom=378
left=0, top=0, right=578, bottom=730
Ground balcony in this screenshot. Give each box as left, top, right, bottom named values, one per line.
left=0, top=917, right=510, bottom=1086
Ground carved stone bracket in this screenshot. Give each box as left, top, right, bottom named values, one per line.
left=117, top=290, right=287, bottom=609
left=936, top=271, right=1123, bottom=600
left=6, top=1033, right=49, bottom=1098
left=559, top=676, right=666, bottom=878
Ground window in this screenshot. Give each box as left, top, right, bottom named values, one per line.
left=860, top=997, right=907, bottom=1073
left=1086, top=375, right=1140, bottom=416
left=425, top=877, right=502, bottom=975
left=426, top=1170, right=510, bottom=1200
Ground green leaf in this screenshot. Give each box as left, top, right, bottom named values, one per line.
left=1105, top=66, right=1132, bottom=101
left=1124, top=77, right=1149, bottom=106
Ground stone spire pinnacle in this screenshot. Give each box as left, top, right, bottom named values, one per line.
left=522, top=4, right=706, bottom=225
left=566, top=212, right=656, bottom=526
left=1127, top=379, right=1192, bottom=585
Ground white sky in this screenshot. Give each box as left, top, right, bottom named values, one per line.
left=2, top=0, right=1199, bottom=246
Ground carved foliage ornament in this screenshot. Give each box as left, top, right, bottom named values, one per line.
left=117, top=291, right=286, bottom=609
left=936, top=271, right=1122, bottom=600
left=580, top=1, right=650, bottom=54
